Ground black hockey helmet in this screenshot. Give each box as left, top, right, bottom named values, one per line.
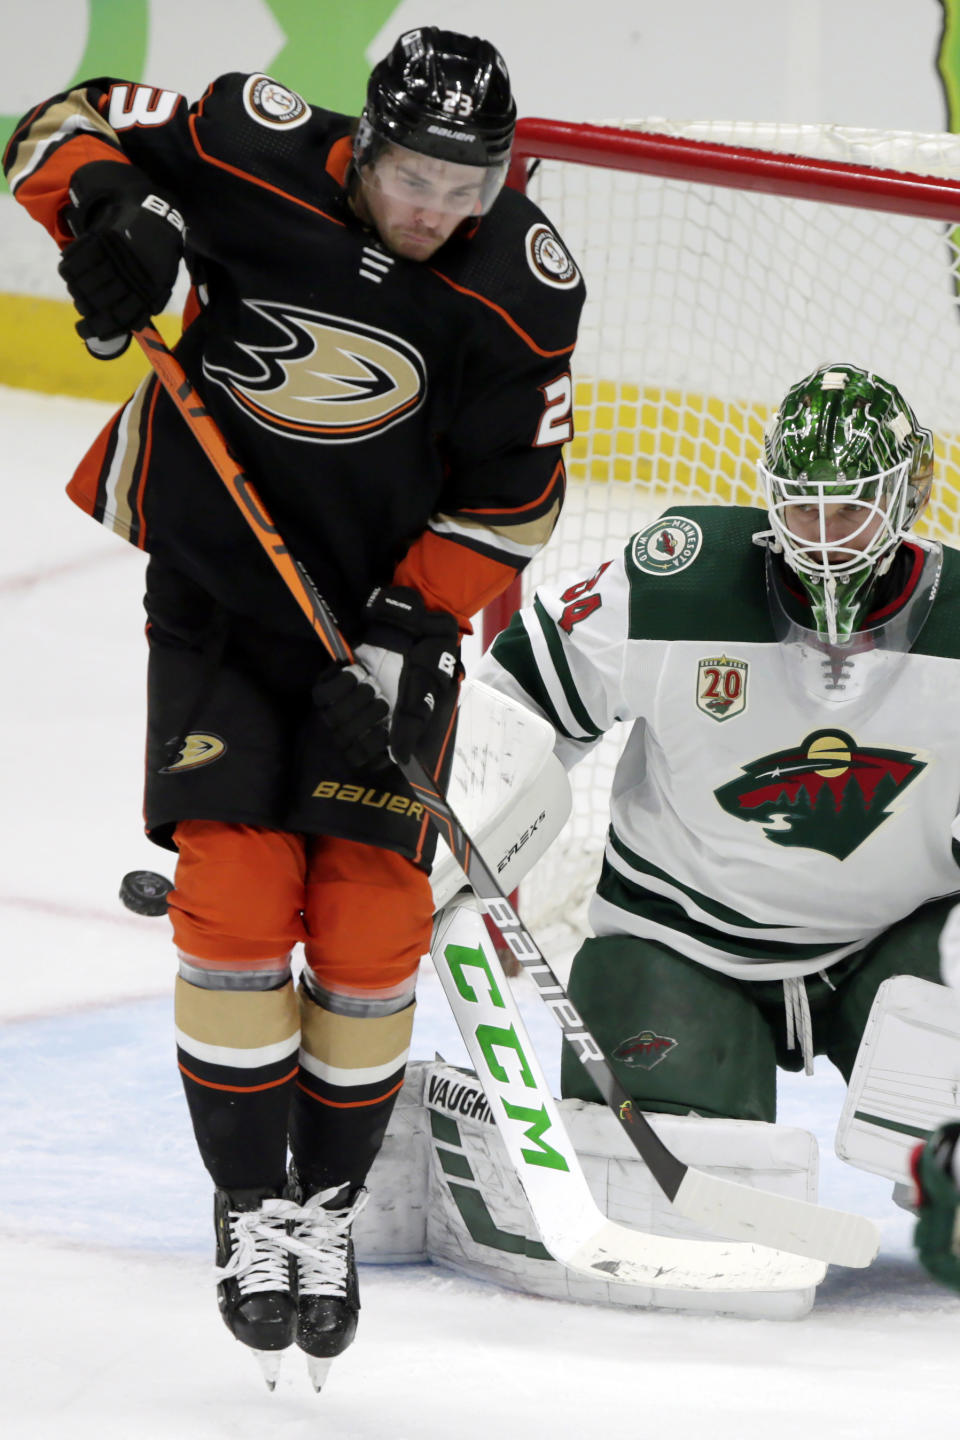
left=355, top=27, right=516, bottom=212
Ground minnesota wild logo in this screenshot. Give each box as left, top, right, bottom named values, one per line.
left=612, top=1030, right=678, bottom=1070
left=714, top=729, right=925, bottom=859
left=631, top=515, right=702, bottom=575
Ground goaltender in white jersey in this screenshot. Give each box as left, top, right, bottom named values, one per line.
left=474, top=363, right=960, bottom=1293
left=488, top=510, right=958, bottom=984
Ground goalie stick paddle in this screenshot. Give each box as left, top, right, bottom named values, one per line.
left=133, top=325, right=879, bottom=1270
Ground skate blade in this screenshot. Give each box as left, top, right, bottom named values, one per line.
left=305, top=1356, right=334, bottom=1393
left=253, top=1349, right=284, bottom=1391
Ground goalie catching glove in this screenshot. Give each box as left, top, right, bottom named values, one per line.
left=911, top=1121, right=960, bottom=1293
left=313, top=585, right=462, bottom=768
left=59, top=161, right=184, bottom=357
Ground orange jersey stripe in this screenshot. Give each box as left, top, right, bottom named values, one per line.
left=463, top=458, right=566, bottom=519
left=66, top=413, right=118, bottom=519
left=429, top=269, right=579, bottom=359
left=188, top=103, right=345, bottom=227
left=131, top=378, right=163, bottom=547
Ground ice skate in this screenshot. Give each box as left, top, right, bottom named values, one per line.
left=214, top=1187, right=298, bottom=1387
left=285, top=1178, right=369, bottom=1392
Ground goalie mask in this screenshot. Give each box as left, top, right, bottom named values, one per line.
left=759, top=363, right=934, bottom=643
left=355, top=27, right=516, bottom=217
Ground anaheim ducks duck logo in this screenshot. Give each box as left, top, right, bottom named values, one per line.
left=202, top=300, right=427, bottom=443
left=714, top=729, right=925, bottom=859
left=160, top=733, right=226, bottom=773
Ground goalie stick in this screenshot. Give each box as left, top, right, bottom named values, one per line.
left=133, top=324, right=879, bottom=1271
left=433, top=895, right=823, bottom=1291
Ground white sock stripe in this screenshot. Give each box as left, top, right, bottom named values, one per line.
left=298, top=1046, right=410, bottom=1089
left=175, top=1027, right=300, bottom=1069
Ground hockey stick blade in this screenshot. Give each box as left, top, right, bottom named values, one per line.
left=432, top=897, right=824, bottom=1291
left=134, top=325, right=878, bottom=1270
left=671, top=1168, right=878, bottom=1269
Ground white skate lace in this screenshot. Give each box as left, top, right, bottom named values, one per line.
left=215, top=1197, right=301, bottom=1295
left=284, top=1186, right=369, bottom=1298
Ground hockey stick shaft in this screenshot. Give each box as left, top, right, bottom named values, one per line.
left=134, top=326, right=877, bottom=1266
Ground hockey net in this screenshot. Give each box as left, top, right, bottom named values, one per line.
left=488, top=116, right=960, bottom=943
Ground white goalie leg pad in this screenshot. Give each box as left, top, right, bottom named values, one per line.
left=430, top=678, right=571, bottom=912
left=354, top=1060, right=820, bottom=1316
left=421, top=1061, right=820, bottom=1319
left=836, top=974, right=960, bottom=1184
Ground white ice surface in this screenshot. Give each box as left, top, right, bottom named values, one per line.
left=1, top=387, right=958, bottom=1437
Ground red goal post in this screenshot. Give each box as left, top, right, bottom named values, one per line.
left=483, top=115, right=960, bottom=936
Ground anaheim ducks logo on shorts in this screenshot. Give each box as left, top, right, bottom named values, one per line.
left=160, top=733, right=227, bottom=773
left=202, top=300, right=427, bottom=443
left=714, top=728, right=925, bottom=859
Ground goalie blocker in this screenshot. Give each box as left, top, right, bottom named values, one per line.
left=427, top=678, right=571, bottom=911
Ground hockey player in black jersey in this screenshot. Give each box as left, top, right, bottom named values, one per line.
left=4, top=27, right=584, bottom=1386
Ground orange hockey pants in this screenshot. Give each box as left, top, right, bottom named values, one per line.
left=167, top=820, right=434, bottom=998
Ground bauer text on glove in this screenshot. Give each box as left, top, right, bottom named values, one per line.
left=58, top=161, right=184, bottom=356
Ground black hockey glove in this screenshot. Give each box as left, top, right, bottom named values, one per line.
left=354, top=585, right=462, bottom=766
left=58, top=161, right=184, bottom=356
left=312, top=663, right=392, bottom=771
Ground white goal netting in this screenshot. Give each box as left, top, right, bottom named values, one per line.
left=509, top=118, right=960, bottom=940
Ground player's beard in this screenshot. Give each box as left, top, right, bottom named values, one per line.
left=383, top=224, right=447, bottom=260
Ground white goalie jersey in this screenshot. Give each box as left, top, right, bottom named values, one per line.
left=476, top=506, right=960, bottom=980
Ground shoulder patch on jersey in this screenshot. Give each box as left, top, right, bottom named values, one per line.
left=631, top=515, right=703, bottom=575
left=242, top=75, right=311, bottom=130
left=524, top=223, right=580, bottom=289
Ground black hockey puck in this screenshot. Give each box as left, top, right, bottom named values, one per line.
left=119, top=869, right=173, bottom=917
